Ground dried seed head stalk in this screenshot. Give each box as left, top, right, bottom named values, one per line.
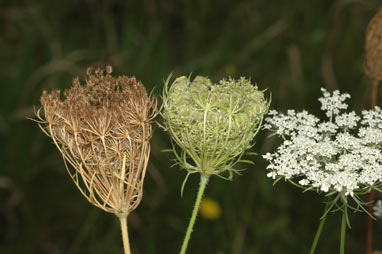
left=365, top=8, right=382, bottom=81
left=364, top=9, right=382, bottom=254
left=34, top=66, right=157, bottom=217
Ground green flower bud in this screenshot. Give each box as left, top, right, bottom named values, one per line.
left=162, top=75, right=269, bottom=179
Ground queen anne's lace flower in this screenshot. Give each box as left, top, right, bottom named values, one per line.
left=161, top=75, right=269, bottom=254
left=263, top=88, right=382, bottom=199
left=34, top=67, right=157, bottom=215
left=318, top=88, right=350, bottom=118
left=162, top=75, right=269, bottom=178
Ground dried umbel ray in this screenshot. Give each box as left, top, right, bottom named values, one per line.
left=365, top=8, right=382, bottom=82
left=33, top=66, right=157, bottom=253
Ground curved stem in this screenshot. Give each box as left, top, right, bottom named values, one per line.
left=310, top=201, right=330, bottom=254
left=340, top=210, right=346, bottom=254
left=119, top=215, right=131, bottom=254
left=180, top=174, right=209, bottom=254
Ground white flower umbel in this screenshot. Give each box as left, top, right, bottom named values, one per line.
left=374, top=200, right=382, bottom=219
left=263, top=88, right=382, bottom=254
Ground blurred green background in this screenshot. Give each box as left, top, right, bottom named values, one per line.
left=1, top=0, right=382, bottom=253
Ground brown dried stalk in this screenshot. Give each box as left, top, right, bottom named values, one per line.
left=33, top=66, right=157, bottom=253
left=364, top=8, right=382, bottom=254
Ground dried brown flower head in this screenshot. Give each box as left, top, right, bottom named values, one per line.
left=365, top=8, right=382, bottom=81
left=34, top=66, right=157, bottom=217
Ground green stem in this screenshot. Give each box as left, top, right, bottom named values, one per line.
left=340, top=210, right=346, bottom=254
left=180, top=174, right=209, bottom=254
left=310, top=201, right=330, bottom=254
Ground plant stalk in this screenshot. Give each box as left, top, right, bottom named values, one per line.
left=340, top=210, right=346, bottom=254
left=180, top=174, right=209, bottom=254
left=367, top=191, right=374, bottom=254
left=367, top=79, right=378, bottom=254
left=310, top=201, right=330, bottom=254
left=119, top=215, right=131, bottom=254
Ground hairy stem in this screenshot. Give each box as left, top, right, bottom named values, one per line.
left=310, top=201, right=330, bottom=254
left=119, top=215, right=131, bottom=254
left=180, top=174, right=209, bottom=254
left=340, top=210, right=346, bottom=254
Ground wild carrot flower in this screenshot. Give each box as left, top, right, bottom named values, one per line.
left=162, top=76, right=269, bottom=180
left=33, top=66, right=157, bottom=254
left=161, top=75, right=269, bottom=254
left=263, top=88, right=382, bottom=254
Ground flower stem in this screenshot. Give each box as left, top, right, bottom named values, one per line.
left=119, top=215, right=131, bottom=254
left=367, top=79, right=378, bottom=254
left=310, top=201, right=330, bottom=254
left=180, top=174, right=209, bottom=254
left=367, top=191, right=374, bottom=254
left=340, top=210, right=346, bottom=254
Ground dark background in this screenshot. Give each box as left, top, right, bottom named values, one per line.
left=1, top=0, right=382, bottom=253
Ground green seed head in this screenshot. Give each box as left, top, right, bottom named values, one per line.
left=162, top=75, right=269, bottom=178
